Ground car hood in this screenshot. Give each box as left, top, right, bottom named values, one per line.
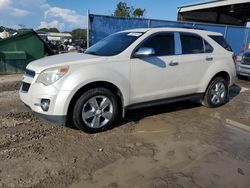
left=27, top=52, right=108, bottom=73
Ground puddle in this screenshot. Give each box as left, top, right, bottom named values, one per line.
left=134, top=117, right=177, bottom=135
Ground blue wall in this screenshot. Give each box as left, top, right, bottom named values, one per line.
left=89, top=14, right=250, bottom=55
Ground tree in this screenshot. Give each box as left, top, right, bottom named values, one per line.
left=114, top=2, right=131, bottom=18
left=133, top=8, right=145, bottom=18
left=49, top=28, right=59, bottom=33
left=113, top=2, right=145, bottom=18
left=37, top=28, right=59, bottom=33
left=71, top=28, right=87, bottom=40
left=37, top=28, right=49, bottom=32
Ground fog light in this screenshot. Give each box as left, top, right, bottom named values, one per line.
left=41, top=99, right=50, bottom=112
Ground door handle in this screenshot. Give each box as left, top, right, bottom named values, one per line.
left=206, top=56, right=213, bottom=61
left=169, top=61, right=179, bottom=66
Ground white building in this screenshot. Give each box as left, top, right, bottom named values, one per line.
left=178, top=0, right=250, bottom=26
left=37, top=31, right=72, bottom=43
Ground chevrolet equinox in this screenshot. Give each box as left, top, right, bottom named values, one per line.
left=20, top=27, right=236, bottom=132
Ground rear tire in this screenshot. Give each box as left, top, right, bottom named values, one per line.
left=202, top=77, right=229, bottom=108
left=73, top=88, right=119, bottom=133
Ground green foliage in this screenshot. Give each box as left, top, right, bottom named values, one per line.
left=113, top=2, right=145, bottom=18
left=37, top=28, right=59, bottom=33
left=37, top=28, right=49, bottom=32
left=49, top=28, right=60, bottom=33
left=114, top=2, right=131, bottom=18
left=132, top=8, right=145, bottom=18
left=71, top=28, right=87, bottom=40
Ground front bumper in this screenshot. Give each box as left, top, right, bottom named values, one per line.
left=19, top=80, right=72, bottom=125
left=236, top=62, right=250, bottom=77
left=25, top=104, right=66, bottom=125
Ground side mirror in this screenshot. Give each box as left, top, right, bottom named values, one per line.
left=134, top=47, right=155, bottom=58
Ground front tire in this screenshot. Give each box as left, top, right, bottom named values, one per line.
left=202, top=77, right=229, bottom=108
left=73, top=88, right=119, bottom=133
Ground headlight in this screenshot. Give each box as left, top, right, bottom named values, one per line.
left=36, top=66, right=69, bottom=86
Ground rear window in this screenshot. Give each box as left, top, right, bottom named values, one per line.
left=209, top=35, right=232, bottom=52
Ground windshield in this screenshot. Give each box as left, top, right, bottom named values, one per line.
left=85, top=32, right=144, bottom=56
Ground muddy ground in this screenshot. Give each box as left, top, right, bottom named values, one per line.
left=0, top=74, right=250, bottom=188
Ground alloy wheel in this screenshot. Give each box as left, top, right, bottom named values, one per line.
left=210, top=81, right=226, bottom=105
left=82, top=95, right=113, bottom=128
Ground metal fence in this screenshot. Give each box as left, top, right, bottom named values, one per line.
left=88, top=13, right=250, bottom=55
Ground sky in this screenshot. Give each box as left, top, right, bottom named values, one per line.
left=0, top=0, right=197, bottom=31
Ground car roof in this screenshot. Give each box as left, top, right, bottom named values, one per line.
left=121, top=27, right=222, bottom=36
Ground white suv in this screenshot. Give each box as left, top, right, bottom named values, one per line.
left=20, top=27, right=236, bottom=132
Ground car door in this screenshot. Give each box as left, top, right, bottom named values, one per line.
left=130, top=32, right=182, bottom=104
left=171, top=32, right=214, bottom=94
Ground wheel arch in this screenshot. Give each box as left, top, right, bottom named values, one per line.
left=204, top=71, right=230, bottom=96
left=208, top=71, right=230, bottom=86
left=66, top=81, right=125, bottom=125
left=202, top=71, right=230, bottom=107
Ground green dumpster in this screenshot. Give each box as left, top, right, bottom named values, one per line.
left=0, top=30, right=53, bottom=74
left=0, top=51, right=26, bottom=73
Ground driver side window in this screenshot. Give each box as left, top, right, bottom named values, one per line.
left=140, top=33, right=175, bottom=56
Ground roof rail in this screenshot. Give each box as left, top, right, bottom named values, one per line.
left=151, top=25, right=205, bottom=30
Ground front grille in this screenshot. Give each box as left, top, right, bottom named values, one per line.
left=242, top=53, right=250, bottom=65
left=242, top=58, right=250, bottom=65
left=240, top=65, right=250, bottom=70
left=25, top=69, right=35, bottom=78
left=21, top=82, right=31, bottom=92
